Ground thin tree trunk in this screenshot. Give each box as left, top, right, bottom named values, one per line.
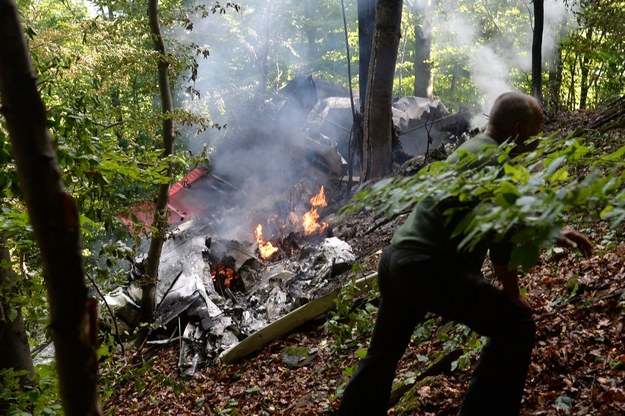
left=106, top=0, right=125, bottom=144
left=579, top=29, right=593, bottom=110
left=362, top=0, right=403, bottom=182
left=0, top=236, right=35, bottom=391
left=568, top=59, right=576, bottom=109
left=358, top=0, right=376, bottom=113
left=255, top=0, right=273, bottom=104
left=413, top=2, right=433, bottom=98
left=548, top=43, right=563, bottom=112
left=139, top=0, right=176, bottom=326
left=0, top=1, right=101, bottom=414
left=531, top=0, right=544, bottom=104
left=303, top=0, right=317, bottom=64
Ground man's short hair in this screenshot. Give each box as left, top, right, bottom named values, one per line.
left=489, top=92, right=542, bottom=139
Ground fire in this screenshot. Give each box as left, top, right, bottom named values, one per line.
left=254, top=186, right=328, bottom=260
left=255, top=224, right=279, bottom=259
left=212, top=266, right=236, bottom=287
left=303, top=186, right=328, bottom=235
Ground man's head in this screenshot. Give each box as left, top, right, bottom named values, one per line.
left=486, top=92, right=544, bottom=153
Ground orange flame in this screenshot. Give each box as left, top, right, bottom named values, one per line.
left=211, top=266, right=236, bottom=287
left=303, top=186, right=328, bottom=235
left=254, top=186, right=328, bottom=260
left=255, top=224, right=279, bottom=259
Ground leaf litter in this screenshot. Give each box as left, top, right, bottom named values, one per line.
left=103, top=220, right=624, bottom=415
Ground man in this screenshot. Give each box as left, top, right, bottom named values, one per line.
left=337, top=92, right=592, bottom=416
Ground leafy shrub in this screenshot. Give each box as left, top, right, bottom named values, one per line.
left=0, top=364, right=62, bottom=416
left=324, top=269, right=380, bottom=351
left=343, top=134, right=625, bottom=271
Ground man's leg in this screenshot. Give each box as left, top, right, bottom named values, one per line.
left=338, top=247, right=426, bottom=416
left=420, top=270, right=536, bottom=416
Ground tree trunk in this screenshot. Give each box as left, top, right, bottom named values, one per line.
left=357, top=0, right=376, bottom=113
left=548, top=43, right=563, bottom=112
left=413, top=2, right=433, bottom=98
left=0, top=1, right=101, bottom=414
left=362, top=0, right=403, bottom=182
left=139, top=0, right=176, bottom=326
left=255, top=0, right=274, bottom=104
left=579, top=29, right=593, bottom=110
left=0, top=236, right=35, bottom=390
left=303, top=0, right=317, bottom=65
left=568, top=59, right=576, bottom=109
left=531, top=0, right=544, bottom=104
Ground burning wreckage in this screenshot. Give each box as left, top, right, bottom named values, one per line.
left=105, top=76, right=470, bottom=373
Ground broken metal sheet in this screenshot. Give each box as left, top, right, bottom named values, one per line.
left=154, top=233, right=220, bottom=329
left=392, top=97, right=452, bottom=156
left=284, top=236, right=356, bottom=304
left=100, top=286, right=140, bottom=334
left=179, top=320, right=204, bottom=375
left=122, top=217, right=357, bottom=370
left=306, top=95, right=466, bottom=159
left=392, top=96, right=447, bottom=129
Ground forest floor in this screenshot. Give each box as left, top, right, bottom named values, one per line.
left=102, top=111, right=625, bottom=415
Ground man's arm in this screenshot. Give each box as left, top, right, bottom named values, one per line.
left=493, top=262, right=532, bottom=311
left=556, top=228, right=593, bottom=258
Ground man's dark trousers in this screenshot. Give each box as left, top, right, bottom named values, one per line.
left=337, top=246, right=536, bottom=416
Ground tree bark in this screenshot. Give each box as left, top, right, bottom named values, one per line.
left=579, top=28, right=593, bottom=110
left=357, top=0, right=376, bottom=113
left=548, top=43, right=563, bottom=112
left=303, top=0, right=317, bottom=65
left=254, top=0, right=274, bottom=105
left=139, top=0, right=176, bottom=326
left=0, top=1, right=101, bottom=414
left=362, top=0, right=403, bottom=182
left=0, top=236, right=35, bottom=389
left=567, top=59, right=576, bottom=109
left=531, top=0, right=544, bottom=104
left=413, top=2, right=433, bottom=98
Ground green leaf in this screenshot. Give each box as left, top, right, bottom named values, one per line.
left=7, top=307, right=18, bottom=322
left=600, top=205, right=614, bottom=218
left=515, top=196, right=538, bottom=213
left=509, top=244, right=540, bottom=271
left=494, top=181, right=520, bottom=206
left=503, top=163, right=529, bottom=183
left=544, top=155, right=567, bottom=176
left=601, top=144, right=625, bottom=162
left=548, top=167, right=569, bottom=183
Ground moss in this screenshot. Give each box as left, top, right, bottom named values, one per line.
left=392, top=375, right=447, bottom=416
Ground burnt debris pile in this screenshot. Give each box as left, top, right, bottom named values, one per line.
left=104, top=75, right=470, bottom=372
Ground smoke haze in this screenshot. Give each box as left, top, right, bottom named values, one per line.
left=164, top=0, right=574, bottom=240
left=431, top=0, right=572, bottom=124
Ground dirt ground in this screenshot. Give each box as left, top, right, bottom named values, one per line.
left=103, top=110, right=625, bottom=415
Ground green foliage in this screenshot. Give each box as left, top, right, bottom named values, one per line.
left=413, top=317, right=484, bottom=372
left=559, top=0, right=625, bottom=108
left=447, top=326, right=483, bottom=372
left=344, top=134, right=625, bottom=271
left=400, top=0, right=625, bottom=110
left=323, top=269, right=379, bottom=351
left=0, top=364, right=62, bottom=416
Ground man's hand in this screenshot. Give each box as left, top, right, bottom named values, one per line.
left=556, top=228, right=593, bottom=258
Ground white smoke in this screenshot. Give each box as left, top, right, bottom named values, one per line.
left=543, top=0, right=572, bottom=61
left=433, top=0, right=573, bottom=125
left=469, top=46, right=513, bottom=109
